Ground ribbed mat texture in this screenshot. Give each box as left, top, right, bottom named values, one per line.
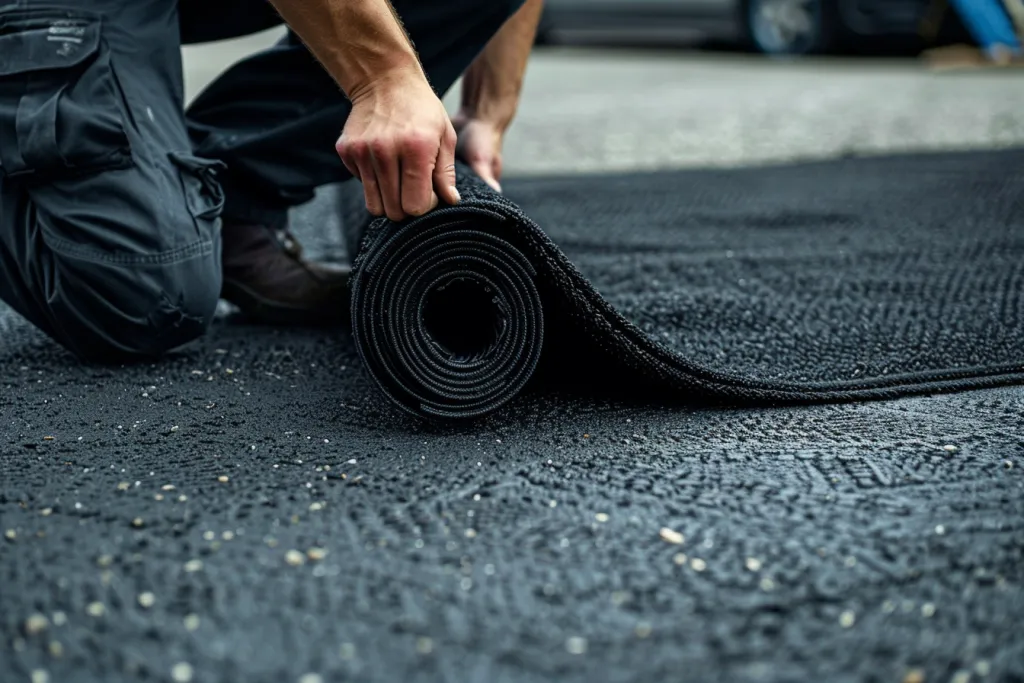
left=344, top=152, right=1024, bottom=420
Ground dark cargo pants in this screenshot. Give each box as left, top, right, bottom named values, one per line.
left=0, top=0, right=524, bottom=360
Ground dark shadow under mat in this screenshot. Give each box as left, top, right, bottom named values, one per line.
left=342, top=150, right=1024, bottom=420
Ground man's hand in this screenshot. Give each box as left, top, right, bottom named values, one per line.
left=337, top=70, right=460, bottom=221
left=265, top=0, right=461, bottom=221
left=453, top=115, right=504, bottom=193
left=455, top=0, right=544, bottom=193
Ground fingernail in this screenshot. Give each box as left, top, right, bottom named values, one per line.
left=452, top=188, right=461, bottom=203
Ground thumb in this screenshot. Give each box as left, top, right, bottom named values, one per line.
left=433, top=121, right=460, bottom=206
left=473, top=161, right=501, bottom=193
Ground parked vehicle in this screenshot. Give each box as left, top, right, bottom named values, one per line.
left=538, top=0, right=969, bottom=54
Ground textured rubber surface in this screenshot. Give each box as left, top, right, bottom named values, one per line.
left=345, top=153, right=1024, bottom=420
left=1, top=150, right=1023, bottom=683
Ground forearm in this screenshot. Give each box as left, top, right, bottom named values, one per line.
left=458, top=0, right=544, bottom=132
left=266, top=0, right=425, bottom=101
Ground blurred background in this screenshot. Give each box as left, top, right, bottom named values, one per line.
left=183, top=0, right=1024, bottom=178
left=536, top=0, right=972, bottom=54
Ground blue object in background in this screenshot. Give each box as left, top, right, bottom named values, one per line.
left=949, top=0, right=1021, bottom=56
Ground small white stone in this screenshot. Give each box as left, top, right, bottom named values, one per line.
left=942, top=444, right=958, bottom=453
left=935, top=525, right=946, bottom=535
left=183, top=559, right=203, bottom=573
left=24, top=614, right=49, bottom=635
left=921, top=602, right=936, bottom=618
left=138, top=592, right=156, bottom=608
left=30, top=670, right=50, bottom=683
left=839, top=610, right=856, bottom=628
left=183, top=614, right=201, bottom=631
left=86, top=602, right=105, bottom=618
left=415, top=637, right=434, bottom=655
left=309, top=502, right=324, bottom=512
left=594, top=513, right=609, bottom=523
left=659, top=528, right=684, bottom=545
left=285, top=550, right=305, bottom=566
left=565, top=636, right=588, bottom=655
left=745, top=557, right=762, bottom=572
left=690, top=558, right=707, bottom=572
left=673, top=553, right=688, bottom=566
left=170, top=662, right=193, bottom=683
left=298, top=674, right=323, bottom=683
left=307, top=547, right=328, bottom=562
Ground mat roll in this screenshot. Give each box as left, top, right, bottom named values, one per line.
left=344, top=155, right=1024, bottom=420
left=349, top=202, right=544, bottom=419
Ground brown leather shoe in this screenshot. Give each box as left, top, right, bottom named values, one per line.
left=220, top=221, right=350, bottom=326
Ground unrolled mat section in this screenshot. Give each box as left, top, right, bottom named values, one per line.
left=342, top=158, right=1024, bottom=420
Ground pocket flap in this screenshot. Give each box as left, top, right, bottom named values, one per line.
left=169, top=152, right=227, bottom=221
left=0, top=10, right=101, bottom=77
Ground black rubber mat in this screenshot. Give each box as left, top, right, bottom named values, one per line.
left=344, top=152, right=1024, bottom=420
left=1, top=150, right=1023, bottom=683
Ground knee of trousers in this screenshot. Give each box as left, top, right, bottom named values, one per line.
left=44, top=237, right=223, bottom=362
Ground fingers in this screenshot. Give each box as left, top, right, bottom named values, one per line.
left=370, top=141, right=404, bottom=222
left=337, top=135, right=385, bottom=218
left=472, top=159, right=501, bottom=193
left=432, top=120, right=461, bottom=207
left=400, top=134, right=441, bottom=217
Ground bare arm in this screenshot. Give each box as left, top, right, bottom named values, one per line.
left=267, top=0, right=459, bottom=220
left=454, top=0, right=545, bottom=190
left=265, top=0, right=421, bottom=101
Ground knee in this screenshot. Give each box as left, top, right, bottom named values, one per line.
left=50, top=245, right=222, bottom=362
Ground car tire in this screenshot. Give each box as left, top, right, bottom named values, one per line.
left=742, top=0, right=842, bottom=55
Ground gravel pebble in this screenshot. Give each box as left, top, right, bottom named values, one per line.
left=285, top=550, right=306, bottom=566
left=659, top=528, right=684, bottom=545
left=565, top=636, right=588, bottom=655
left=24, top=614, right=49, bottom=635
left=902, top=669, right=925, bottom=683
left=171, top=662, right=193, bottom=683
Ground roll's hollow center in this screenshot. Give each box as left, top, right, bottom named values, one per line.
left=423, top=276, right=507, bottom=363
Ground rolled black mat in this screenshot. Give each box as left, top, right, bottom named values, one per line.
left=346, top=153, right=1024, bottom=420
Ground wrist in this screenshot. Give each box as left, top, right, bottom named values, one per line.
left=344, top=57, right=427, bottom=105
left=453, top=106, right=512, bottom=136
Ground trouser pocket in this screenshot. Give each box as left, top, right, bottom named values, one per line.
left=0, top=7, right=132, bottom=180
